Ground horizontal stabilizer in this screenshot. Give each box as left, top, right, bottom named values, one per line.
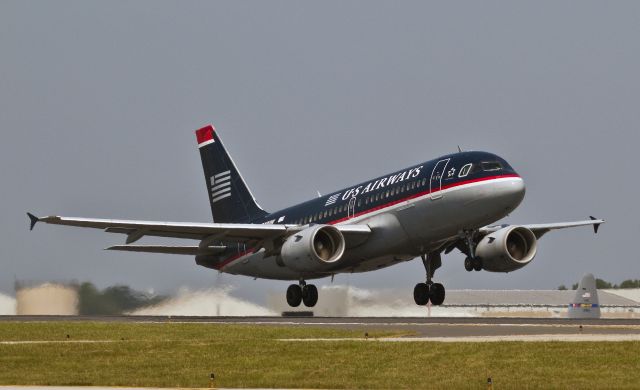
left=106, top=245, right=226, bottom=255
left=27, top=212, right=39, bottom=231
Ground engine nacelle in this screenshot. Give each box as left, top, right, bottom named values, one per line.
left=475, top=226, right=537, bottom=272
left=280, top=225, right=346, bottom=272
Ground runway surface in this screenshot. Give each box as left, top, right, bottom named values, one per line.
left=2, top=315, right=640, bottom=341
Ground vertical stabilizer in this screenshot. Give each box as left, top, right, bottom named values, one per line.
left=195, top=124, right=269, bottom=223
left=568, top=273, right=601, bottom=319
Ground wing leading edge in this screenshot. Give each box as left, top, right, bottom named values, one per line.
left=27, top=213, right=371, bottom=249
left=480, top=217, right=604, bottom=239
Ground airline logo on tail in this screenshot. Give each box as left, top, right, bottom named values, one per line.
left=210, top=170, right=231, bottom=204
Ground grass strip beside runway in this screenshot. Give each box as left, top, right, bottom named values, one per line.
left=1, top=322, right=639, bottom=389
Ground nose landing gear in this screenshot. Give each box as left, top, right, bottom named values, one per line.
left=414, top=252, right=446, bottom=306
left=286, top=280, right=318, bottom=307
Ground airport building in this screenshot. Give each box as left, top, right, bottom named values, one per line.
left=268, top=286, right=640, bottom=318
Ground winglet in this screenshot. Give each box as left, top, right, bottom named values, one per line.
left=590, top=216, right=603, bottom=234
left=27, top=212, right=39, bottom=231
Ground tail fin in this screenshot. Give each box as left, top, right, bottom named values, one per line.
left=195, top=124, right=269, bottom=223
left=568, top=273, right=601, bottom=319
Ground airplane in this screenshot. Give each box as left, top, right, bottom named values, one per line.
left=27, top=124, right=604, bottom=308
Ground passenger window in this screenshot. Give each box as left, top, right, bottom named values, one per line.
left=421, top=178, right=427, bottom=186
left=458, top=163, right=472, bottom=177
left=481, top=161, right=502, bottom=171
left=357, top=199, right=362, bottom=207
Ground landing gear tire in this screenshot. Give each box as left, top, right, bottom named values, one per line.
left=472, top=257, right=483, bottom=272
left=302, top=284, right=318, bottom=307
left=286, top=284, right=303, bottom=307
left=429, top=283, right=446, bottom=306
left=413, top=283, right=429, bottom=306
left=464, top=257, right=474, bottom=272
left=415, top=252, right=446, bottom=306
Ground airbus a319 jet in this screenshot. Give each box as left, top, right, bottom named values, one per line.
left=28, top=124, right=603, bottom=307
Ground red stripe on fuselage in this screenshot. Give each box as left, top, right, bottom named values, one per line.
left=215, top=173, right=520, bottom=270
left=195, top=125, right=215, bottom=144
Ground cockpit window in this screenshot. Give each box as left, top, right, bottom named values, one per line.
left=458, top=163, right=472, bottom=177
left=481, top=161, right=503, bottom=171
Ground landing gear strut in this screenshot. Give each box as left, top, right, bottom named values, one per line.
left=414, top=252, right=446, bottom=306
left=462, top=230, right=483, bottom=272
left=286, top=280, right=318, bottom=307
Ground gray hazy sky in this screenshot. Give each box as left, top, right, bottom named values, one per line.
left=1, top=1, right=639, bottom=302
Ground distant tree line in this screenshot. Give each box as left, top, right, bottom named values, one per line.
left=557, top=279, right=640, bottom=290
left=78, top=282, right=166, bottom=315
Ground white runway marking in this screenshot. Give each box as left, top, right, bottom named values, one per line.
left=280, top=334, right=640, bottom=342
left=0, top=388, right=278, bottom=390
left=0, top=340, right=116, bottom=345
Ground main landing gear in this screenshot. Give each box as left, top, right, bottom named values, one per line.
left=286, top=280, right=318, bottom=307
left=414, top=252, right=445, bottom=306
left=464, top=256, right=483, bottom=272
left=462, top=229, right=483, bottom=272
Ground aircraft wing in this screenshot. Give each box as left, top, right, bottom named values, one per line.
left=27, top=213, right=371, bottom=246
left=105, top=245, right=226, bottom=255
left=480, top=217, right=604, bottom=239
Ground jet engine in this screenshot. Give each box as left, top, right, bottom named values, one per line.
left=475, top=226, right=537, bottom=272
left=280, top=225, right=346, bottom=272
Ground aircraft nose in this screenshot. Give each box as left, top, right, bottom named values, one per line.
left=505, top=176, right=526, bottom=205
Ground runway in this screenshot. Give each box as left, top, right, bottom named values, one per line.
left=2, top=315, right=639, bottom=341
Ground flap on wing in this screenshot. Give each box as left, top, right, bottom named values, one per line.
left=34, top=215, right=289, bottom=243
left=106, top=245, right=226, bottom=255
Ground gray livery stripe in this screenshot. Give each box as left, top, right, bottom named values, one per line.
left=214, top=175, right=231, bottom=184
left=214, top=170, right=231, bottom=179
left=211, top=187, right=231, bottom=198
left=211, top=182, right=231, bottom=192
left=211, top=192, right=231, bottom=203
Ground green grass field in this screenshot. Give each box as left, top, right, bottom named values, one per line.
left=0, top=321, right=638, bottom=389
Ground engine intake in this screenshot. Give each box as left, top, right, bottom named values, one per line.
left=280, top=225, right=346, bottom=272
left=475, top=226, right=537, bottom=272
